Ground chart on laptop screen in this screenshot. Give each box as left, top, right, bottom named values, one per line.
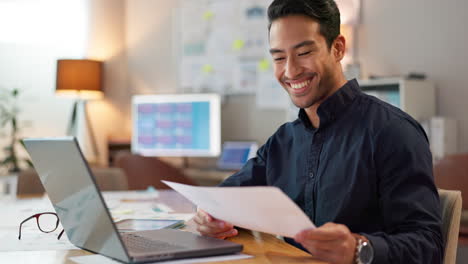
left=132, top=94, right=221, bottom=157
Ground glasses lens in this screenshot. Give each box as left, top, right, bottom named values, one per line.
left=37, top=213, right=58, bottom=232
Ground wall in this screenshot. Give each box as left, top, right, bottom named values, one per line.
left=0, top=0, right=127, bottom=169
left=221, top=95, right=286, bottom=144
left=125, top=0, right=180, bottom=96
left=124, top=0, right=286, bottom=146
left=86, top=0, right=127, bottom=165
left=0, top=0, right=89, bottom=173
left=358, top=0, right=468, bottom=152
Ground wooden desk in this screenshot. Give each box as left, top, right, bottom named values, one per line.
left=1, top=191, right=324, bottom=264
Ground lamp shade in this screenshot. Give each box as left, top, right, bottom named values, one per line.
left=56, top=59, right=103, bottom=100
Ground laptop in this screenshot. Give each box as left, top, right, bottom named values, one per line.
left=23, top=137, right=242, bottom=263
left=217, top=141, right=258, bottom=170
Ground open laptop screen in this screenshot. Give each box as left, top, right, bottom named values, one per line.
left=23, top=137, right=130, bottom=263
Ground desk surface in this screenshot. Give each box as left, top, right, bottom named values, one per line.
left=1, top=191, right=324, bottom=264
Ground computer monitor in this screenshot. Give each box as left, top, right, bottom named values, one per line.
left=132, top=94, right=221, bottom=157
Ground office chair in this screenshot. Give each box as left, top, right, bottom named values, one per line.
left=438, top=189, right=462, bottom=264
left=434, top=153, right=468, bottom=244
left=114, top=152, right=198, bottom=190
left=91, top=167, right=129, bottom=191
left=16, top=167, right=128, bottom=195
left=16, top=169, right=45, bottom=195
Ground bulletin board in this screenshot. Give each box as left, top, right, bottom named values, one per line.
left=179, top=0, right=290, bottom=109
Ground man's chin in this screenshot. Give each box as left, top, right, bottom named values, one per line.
left=289, top=96, right=317, bottom=109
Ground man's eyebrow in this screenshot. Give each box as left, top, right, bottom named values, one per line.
left=269, top=48, right=284, bottom=54
left=293, top=40, right=316, bottom=49
left=269, top=40, right=316, bottom=54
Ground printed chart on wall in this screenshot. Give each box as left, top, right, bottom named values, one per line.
left=179, top=0, right=289, bottom=109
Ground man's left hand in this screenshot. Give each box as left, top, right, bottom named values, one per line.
left=294, top=222, right=357, bottom=264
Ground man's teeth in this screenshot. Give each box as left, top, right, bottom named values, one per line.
left=291, top=80, right=311, bottom=89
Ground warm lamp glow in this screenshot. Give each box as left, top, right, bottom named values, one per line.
left=56, top=59, right=103, bottom=100
left=55, top=90, right=103, bottom=100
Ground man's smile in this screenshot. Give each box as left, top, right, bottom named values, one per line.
left=285, top=74, right=316, bottom=95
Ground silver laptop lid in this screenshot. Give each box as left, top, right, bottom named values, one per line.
left=23, top=137, right=130, bottom=263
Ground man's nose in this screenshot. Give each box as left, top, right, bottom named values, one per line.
left=285, top=57, right=302, bottom=79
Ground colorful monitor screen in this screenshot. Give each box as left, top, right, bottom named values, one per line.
left=132, top=94, right=221, bottom=157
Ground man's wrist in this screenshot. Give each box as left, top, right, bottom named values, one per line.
left=352, top=233, right=373, bottom=264
left=352, top=234, right=361, bottom=263
left=352, top=233, right=369, bottom=243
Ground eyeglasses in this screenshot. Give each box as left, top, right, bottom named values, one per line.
left=18, top=212, right=65, bottom=240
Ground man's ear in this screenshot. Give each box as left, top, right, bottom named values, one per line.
left=332, top=35, right=346, bottom=62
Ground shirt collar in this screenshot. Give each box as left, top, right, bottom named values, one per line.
left=298, top=79, right=360, bottom=130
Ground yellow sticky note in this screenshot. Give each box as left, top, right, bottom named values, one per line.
left=202, top=64, right=214, bottom=74
left=258, top=59, right=270, bottom=72
left=203, top=11, right=214, bottom=20
left=232, top=39, right=245, bottom=51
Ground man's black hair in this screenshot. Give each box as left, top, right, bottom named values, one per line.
left=268, top=0, right=341, bottom=49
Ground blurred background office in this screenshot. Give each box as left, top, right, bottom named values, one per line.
left=1, top=0, right=468, bottom=262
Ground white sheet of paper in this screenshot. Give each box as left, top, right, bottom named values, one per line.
left=0, top=197, right=54, bottom=228
left=0, top=228, right=77, bottom=251
left=69, top=253, right=252, bottom=264
left=102, top=190, right=159, bottom=203
left=163, top=181, right=315, bottom=238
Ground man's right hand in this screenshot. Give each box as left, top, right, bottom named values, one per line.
left=193, top=208, right=238, bottom=239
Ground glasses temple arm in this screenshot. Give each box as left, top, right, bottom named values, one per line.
left=57, top=229, right=65, bottom=240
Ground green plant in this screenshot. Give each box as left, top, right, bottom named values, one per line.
left=0, top=88, right=32, bottom=173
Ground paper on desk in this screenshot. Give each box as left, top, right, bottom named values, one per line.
left=103, top=190, right=178, bottom=222
left=111, top=212, right=195, bottom=223
left=0, top=228, right=77, bottom=251
left=0, top=196, right=77, bottom=252
left=102, top=190, right=159, bottom=201
left=163, top=181, right=315, bottom=238
left=70, top=253, right=252, bottom=264
left=102, top=190, right=159, bottom=209
left=0, top=197, right=54, bottom=228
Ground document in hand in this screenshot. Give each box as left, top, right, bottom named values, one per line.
left=163, top=181, right=315, bottom=238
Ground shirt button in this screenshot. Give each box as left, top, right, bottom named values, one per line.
left=309, top=172, right=314, bottom=179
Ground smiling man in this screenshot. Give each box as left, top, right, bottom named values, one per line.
left=193, top=1, right=443, bottom=263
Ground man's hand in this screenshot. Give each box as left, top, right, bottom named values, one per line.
left=193, top=209, right=238, bottom=239
left=294, top=222, right=357, bottom=264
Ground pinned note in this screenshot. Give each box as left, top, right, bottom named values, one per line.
left=232, top=39, right=245, bottom=51
left=202, top=64, right=214, bottom=74
left=203, top=10, right=215, bottom=20
left=258, top=58, right=270, bottom=72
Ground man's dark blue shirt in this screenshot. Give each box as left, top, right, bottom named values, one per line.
left=220, top=79, right=443, bottom=263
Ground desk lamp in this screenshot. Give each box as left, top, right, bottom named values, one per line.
left=55, top=59, right=103, bottom=158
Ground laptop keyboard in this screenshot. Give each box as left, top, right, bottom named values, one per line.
left=122, top=233, right=187, bottom=253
